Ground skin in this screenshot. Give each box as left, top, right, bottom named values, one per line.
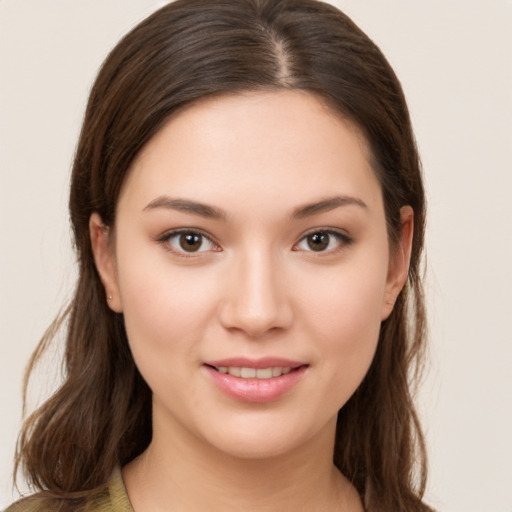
left=90, top=90, right=413, bottom=511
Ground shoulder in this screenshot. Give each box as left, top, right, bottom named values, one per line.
left=4, top=468, right=133, bottom=512
left=4, top=492, right=100, bottom=512
left=4, top=494, right=83, bottom=512
left=4, top=495, right=83, bottom=512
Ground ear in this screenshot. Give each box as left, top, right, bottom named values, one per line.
left=381, top=206, right=414, bottom=320
left=89, top=213, right=123, bottom=313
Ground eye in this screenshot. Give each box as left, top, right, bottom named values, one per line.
left=159, top=230, right=219, bottom=255
left=294, top=230, right=351, bottom=253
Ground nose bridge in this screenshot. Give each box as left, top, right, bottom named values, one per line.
left=220, top=243, right=292, bottom=336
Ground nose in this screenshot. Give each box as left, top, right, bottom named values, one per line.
left=218, top=249, right=293, bottom=338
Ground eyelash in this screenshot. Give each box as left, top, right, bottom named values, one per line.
left=157, top=228, right=353, bottom=257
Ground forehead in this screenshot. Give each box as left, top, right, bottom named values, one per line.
left=119, top=90, right=382, bottom=216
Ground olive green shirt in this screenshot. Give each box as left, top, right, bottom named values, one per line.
left=5, top=467, right=133, bottom=512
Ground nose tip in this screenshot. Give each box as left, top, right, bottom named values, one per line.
left=218, top=258, right=293, bottom=338
left=222, top=306, right=286, bottom=339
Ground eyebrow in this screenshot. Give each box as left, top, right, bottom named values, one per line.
left=292, top=195, right=368, bottom=219
left=143, top=196, right=227, bottom=220
left=143, top=194, right=367, bottom=220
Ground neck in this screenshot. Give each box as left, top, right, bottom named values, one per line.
left=123, top=413, right=361, bottom=512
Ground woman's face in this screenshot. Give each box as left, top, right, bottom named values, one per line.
left=91, top=90, right=411, bottom=460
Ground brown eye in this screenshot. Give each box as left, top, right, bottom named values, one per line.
left=306, top=232, right=329, bottom=252
left=294, top=229, right=352, bottom=254
left=161, top=230, right=218, bottom=255
left=179, top=232, right=203, bottom=252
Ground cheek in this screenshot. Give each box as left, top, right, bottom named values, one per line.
left=299, top=254, right=388, bottom=341
left=294, top=251, right=389, bottom=400
left=114, top=244, right=221, bottom=376
left=314, top=278, right=383, bottom=369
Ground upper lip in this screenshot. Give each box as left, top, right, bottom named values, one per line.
left=203, top=357, right=307, bottom=369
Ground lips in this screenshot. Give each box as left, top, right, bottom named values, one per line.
left=203, top=357, right=308, bottom=402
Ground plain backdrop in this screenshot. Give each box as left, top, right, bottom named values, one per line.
left=1, top=1, right=511, bottom=510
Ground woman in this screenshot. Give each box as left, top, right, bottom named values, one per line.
left=9, top=0, right=431, bottom=510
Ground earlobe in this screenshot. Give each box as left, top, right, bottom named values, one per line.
left=381, top=206, right=414, bottom=320
left=89, top=213, right=122, bottom=313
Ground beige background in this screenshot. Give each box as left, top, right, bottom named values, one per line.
left=1, top=1, right=511, bottom=510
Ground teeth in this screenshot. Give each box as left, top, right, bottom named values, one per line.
left=272, top=367, right=283, bottom=377
left=256, top=368, right=272, bottom=379
left=216, top=366, right=293, bottom=379
left=240, top=367, right=256, bottom=378
left=228, top=367, right=241, bottom=377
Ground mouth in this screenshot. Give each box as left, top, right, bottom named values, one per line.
left=204, top=364, right=303, bottom=379
left=202, top=358, right=308, bottom=402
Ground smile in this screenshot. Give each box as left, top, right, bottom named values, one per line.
left=211, top=366, right=292, bottom=379
left=203, top=358, right=308, bottom=403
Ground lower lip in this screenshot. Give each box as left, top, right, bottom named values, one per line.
left=203, top=365, right=307, bottom=403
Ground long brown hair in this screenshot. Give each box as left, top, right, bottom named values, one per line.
left=15, top=1, right=430, bottom=510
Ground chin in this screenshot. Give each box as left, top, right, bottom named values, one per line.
left=207, top=434, right=302, bottom=461
left=195, top=410, right=335, bottom=462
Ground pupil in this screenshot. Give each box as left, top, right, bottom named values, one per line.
left=180, top=233, right=202, bottom=251
left=308, top=232, right=328, bottom=251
